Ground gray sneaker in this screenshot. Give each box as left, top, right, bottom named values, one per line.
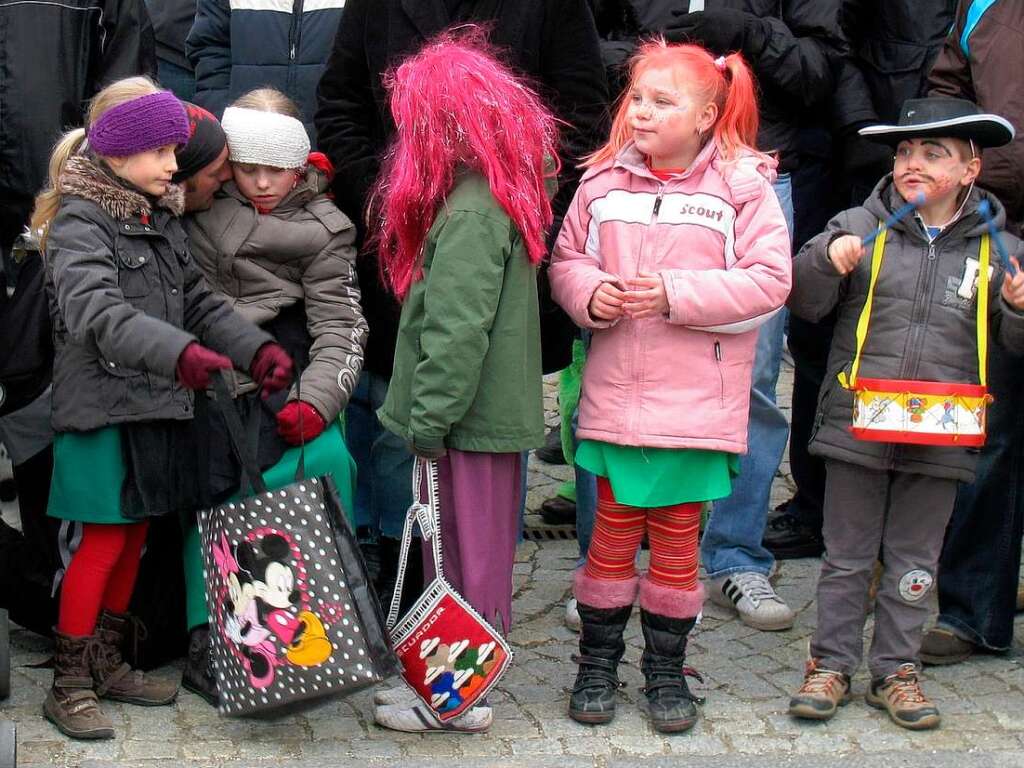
left=709, top=572, right=795, bottom=631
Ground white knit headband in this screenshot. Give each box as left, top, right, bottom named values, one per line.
left=221, top=107, right=310, bottom=169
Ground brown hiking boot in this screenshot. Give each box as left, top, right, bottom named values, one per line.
left=866, top=663, right=940, bottom=730
left=788, top=658, right=850, bottom=721
left=920, top=626, right=974, bottom=666
left=90, top=610, right=177, bottom=706
left=43, top=631, right=115, bottom=740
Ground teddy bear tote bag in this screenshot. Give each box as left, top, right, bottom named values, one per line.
left=199, top=374, right=399, bottom=716
left=386, top=458, right=513, bottom=722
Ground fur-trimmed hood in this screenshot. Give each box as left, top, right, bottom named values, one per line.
left=59, top=154, right=185, bottom=220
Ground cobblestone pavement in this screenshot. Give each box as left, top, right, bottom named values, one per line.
left=4, top=363, right=1024, bottom=767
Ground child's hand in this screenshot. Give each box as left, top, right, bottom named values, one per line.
left=589, top=281, right=627, bottom=322
left=622, top=273, right=669, bottom=319
left=1002, top=257, right=1024, bottom=310
left=827, top=235, right=866, bottom=275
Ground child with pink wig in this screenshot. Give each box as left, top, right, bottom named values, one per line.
left=372, top=32, right=559, bottom=734
left=550, top=40, right=792, bottom=733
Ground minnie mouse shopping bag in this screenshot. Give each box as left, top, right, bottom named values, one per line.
left=199, top=376, right=399, bottom=716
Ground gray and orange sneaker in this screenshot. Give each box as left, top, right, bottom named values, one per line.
left=865, top=663, right=940, bottom=730
left=788, top=658, right=851, bottom=721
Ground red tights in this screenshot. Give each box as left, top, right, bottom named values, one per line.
left=584, top=478, right=701, bottom=589
left=57, top=522, right=149, bottom=637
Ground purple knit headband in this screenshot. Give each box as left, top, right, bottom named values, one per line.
left=87, top=91, right=190, bottom=157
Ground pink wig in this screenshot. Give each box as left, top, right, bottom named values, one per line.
left=370, top=30, right=560, bottom=300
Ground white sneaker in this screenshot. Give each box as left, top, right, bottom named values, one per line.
left=709, top=572, right=795, bottom=631
left=373, top=701, right=493, bottom=733
left=373, top=682, right=420, bottom=707
left=565, top=596, right=581, bottom=632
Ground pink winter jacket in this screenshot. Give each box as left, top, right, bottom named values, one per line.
left=550, top=141, right=792, bottom=453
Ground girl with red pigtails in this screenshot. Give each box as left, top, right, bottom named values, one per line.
left=550, top=41, right=792, bottom=734
left=372, top=33, right=558, bottom=733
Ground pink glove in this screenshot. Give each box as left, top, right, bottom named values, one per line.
left=176, top=342, right=233, bottom=390
left=250, top=343, right=294, bottom=397
left=276, top=401, right=327, bottom=445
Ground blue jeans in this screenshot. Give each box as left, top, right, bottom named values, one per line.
left=935, top=347, right=1024, bottom=651
left=345, top=371, right=414, bottom=541
left=701, top=174, right=793, bottom=579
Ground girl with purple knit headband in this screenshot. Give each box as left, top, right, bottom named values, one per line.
left=31, top=76, right=290, bottom=741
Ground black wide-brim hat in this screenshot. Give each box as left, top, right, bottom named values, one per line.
left=859, top=97, right=1014, bottom=149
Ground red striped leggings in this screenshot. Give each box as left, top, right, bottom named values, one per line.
left=584, top=477, right=701, bottom=589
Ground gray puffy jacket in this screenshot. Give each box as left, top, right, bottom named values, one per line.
left=46, top=155, right=272, bottom=433
left=186, top=165, right=366, bottom=422
left=789, top=176, right=1024, bottom=481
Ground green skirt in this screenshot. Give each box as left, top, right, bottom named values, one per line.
left=576, top=439, right=739, bottom=507
left=48, top=426, right=127, bottom=523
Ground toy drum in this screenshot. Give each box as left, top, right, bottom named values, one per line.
left=850, top=378, right=990, bottom=447
left=840, top=225, right=993, bottom=449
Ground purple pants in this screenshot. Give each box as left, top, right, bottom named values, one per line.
left=421, top=450, right=522, bottom=634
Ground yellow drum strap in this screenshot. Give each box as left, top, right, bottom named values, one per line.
left=977, top=234, right=990, bottom=387
left=838, top=225, right=990, bottom=389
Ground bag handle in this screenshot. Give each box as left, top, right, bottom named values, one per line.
left=838, top=225, right=990, bottom=389
left=386, top=458, right=446, bottom=630
left=213, top=371, right=268, bottom=496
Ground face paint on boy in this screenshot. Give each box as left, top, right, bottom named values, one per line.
left=893, top=138, right=979, bottom=210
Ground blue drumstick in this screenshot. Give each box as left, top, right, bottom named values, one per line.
left=861, top=193, right=927, bottom=247
left=978, top=199, right=1018, bottom=277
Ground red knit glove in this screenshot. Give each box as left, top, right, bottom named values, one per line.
left=249, top=343, right=294, bottom=398
left=276, top=401, right=327, bottom=445
left=176, top=342, right=233, bottom=390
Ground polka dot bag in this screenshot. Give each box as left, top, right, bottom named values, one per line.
left=199, top=376, right=400, bottom=716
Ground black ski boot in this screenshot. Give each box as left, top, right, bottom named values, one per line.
left=568, top=602, right=632, bottom=725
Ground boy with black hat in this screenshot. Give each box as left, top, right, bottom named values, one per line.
left=785, top=97, right=1024, bottom=730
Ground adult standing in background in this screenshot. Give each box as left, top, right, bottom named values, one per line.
left=764, top=0, right=957, bottom=560
left=0, top=0, right=155, bottom=258
left=919, top=0, right=1024, bottom=666
left=186, top=0, right=345, bottom=142
left=146, top=0, right=198, bottom=101
left=315, top=0, right=609, bottom=617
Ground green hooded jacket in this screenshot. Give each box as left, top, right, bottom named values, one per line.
left=378, top=173, right=545, bottom=454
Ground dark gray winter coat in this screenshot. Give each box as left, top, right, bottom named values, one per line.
left=789, top=177, right=1024, bottom=482
left=45, top=155, right=271, bottom=432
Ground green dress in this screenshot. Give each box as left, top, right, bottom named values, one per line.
left=575, top=439, right=739, bottom=507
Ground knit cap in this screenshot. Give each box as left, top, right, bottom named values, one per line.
left=173, top=103, right=228, bottom=183
left=221, top=107, right=310, bottom=169
left=87, top=91, right=190, bottom=157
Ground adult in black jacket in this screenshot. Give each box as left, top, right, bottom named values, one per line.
left=596, top=0, right=842, bottom=174
left=764, top=0, right=957, bottom=560
left=145, top=0, right=197, bottom=100
left=831, top=0, right=957, bottom=206
left=0, top=0, right=156, bottom=256
left=316, top=0, right=609, bottom=378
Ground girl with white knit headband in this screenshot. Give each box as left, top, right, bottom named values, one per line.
left=179, top=87, right=368, bottom=707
